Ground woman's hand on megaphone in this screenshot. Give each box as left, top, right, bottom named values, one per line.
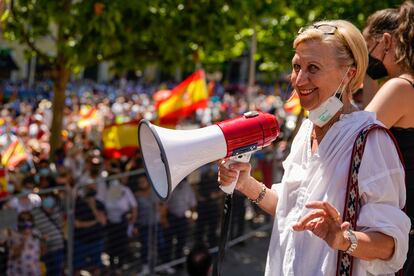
left=218, top=159, right=252, bottom=193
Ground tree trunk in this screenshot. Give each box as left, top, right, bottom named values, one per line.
left=193, top=50, right=202, bottom=70
left=49, top=64, right=70, bottom=161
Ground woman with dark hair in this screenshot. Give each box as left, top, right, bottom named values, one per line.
left=364, top=1, right=414, bottom=274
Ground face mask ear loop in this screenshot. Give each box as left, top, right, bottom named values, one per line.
left=335, top=66, right=351, bottom=101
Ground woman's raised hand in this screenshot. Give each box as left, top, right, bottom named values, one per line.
left=292, top=201, right=351, bottom=251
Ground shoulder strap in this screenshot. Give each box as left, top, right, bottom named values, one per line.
left=336, top=124, right=405, bottom=276
left=398, top=76, right=414, bottom=88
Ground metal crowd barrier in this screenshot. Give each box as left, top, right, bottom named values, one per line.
left=0, top=159, right=276, bottom=275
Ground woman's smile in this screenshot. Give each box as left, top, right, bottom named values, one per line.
left=298, top=88, right=317, bottom=96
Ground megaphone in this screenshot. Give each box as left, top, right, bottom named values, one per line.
left=138, top=111, right=280, bottom=200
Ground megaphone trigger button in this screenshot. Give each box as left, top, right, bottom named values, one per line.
left=243, top=111, right=259, bottom=118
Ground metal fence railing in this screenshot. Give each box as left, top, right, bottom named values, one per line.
left=0, top=152, right=280, bottom=275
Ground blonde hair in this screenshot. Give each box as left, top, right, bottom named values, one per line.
left=293, top=20, right=368, bottom=97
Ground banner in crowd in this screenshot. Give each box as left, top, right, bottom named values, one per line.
left=1, top=139, right=29, bottom=169
left=156, top=70, right=209, bottom=125
left=102, top=122, right=139, bottom=158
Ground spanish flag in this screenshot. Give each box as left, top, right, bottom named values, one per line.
left=102, top=121, right=139, bottom=158
left=1, top=140, right=29, bottom=169
left=0, top=168, right=7, bottom=198
left=78, top=106, right=99, bottom=129
left=284, top=91, right=302, bottom=116
left=157, top=70, right=209, bottom=125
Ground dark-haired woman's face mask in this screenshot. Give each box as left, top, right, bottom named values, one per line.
left=367, top=54, right=388, bottom=80
left=366, top=41, right=388, bottom=80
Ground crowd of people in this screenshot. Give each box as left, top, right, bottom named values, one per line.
left=0, top=75, right=291, bottom=275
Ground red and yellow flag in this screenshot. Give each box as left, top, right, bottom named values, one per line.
left=102, top=121, right=139, bottom=158
left=157, top=70, right=209, bottom=125
left=284, top=91, right=302, bottom=116
left=78, top=106, right=99, bottom=129
left=0, top=168, right=7, bottom=198
left=1, top=140, right=29, bottom=169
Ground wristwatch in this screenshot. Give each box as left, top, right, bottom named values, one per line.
left=344, top=229, right=358, bottom=255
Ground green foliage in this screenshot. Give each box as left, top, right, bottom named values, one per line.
left=1, top=0, right=405, bottom=76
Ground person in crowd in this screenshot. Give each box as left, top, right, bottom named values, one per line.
left=363, top=1, right=414, bottom=274
left=98, top=160, right=137, bottom=273
left=218, top=20, right=410, bottom=275
left=32, top=193, right=65, bottom=276
left=79, top=154, right=104, bottom=189
left=34, top=160, right=56, bottom=189
left=164, top=178, right=196, bottom=265
left=73, top=184, right=107, bottom=276
left=135, top=173, right=168, bottom=274
left=7, top=211, right=43, bottom=276
left=186, top=243, right=212, bottom=276
left=195, top=163, right=222, bottom=248
left=125, top=152, right=144, bottom=194
left=6, top=175, right=41, bottom=213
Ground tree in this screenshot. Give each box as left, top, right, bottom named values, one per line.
left=1, top=0, right=164, bottom=158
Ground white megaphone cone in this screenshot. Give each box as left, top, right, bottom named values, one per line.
left=138, top=111, right=280, bottom=200
left=138, top=121, right=227, bottom=200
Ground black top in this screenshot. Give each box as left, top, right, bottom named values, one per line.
left=74, top=198, right=106, bottom=242
left=391, top=127, right=414, bottom=227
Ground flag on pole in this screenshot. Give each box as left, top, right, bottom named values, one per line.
left=157, top=70, right=209, bottom=125
left=1, top=140, right=29, bottom=169
left=102, top=122, right=139, bottom=158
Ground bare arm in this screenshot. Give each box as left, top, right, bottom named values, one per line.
left=365, top=78, right=412, bottom=128
left=350, top=231, right=395, bottom=261
left=130, top=207, right=138, bottom=225
left=218, top=160, right=278, bottom=216
left=74, top=219, right=97, bottom=228
left=292, top=201, right=395, bottom=261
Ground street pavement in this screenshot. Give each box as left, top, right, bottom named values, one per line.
left=171, top=227, right=272, bottom=276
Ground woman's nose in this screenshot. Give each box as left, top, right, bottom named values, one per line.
left=293, top=70, right=309, bottom=86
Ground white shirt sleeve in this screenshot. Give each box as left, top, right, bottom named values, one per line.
left=357, top=129, right=410, bottom=274
left=124, top=187, right=138, bottom=209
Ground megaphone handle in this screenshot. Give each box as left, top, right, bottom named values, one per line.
left=219, top=153, right=252, bottom=194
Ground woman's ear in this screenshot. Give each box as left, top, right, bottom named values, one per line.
left=346, top=67, right=357, bottom=82
left=382, top=32, right=393, bottom=51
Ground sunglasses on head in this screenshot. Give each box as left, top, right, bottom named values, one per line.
left=298, top=24, right=338, bottom=35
